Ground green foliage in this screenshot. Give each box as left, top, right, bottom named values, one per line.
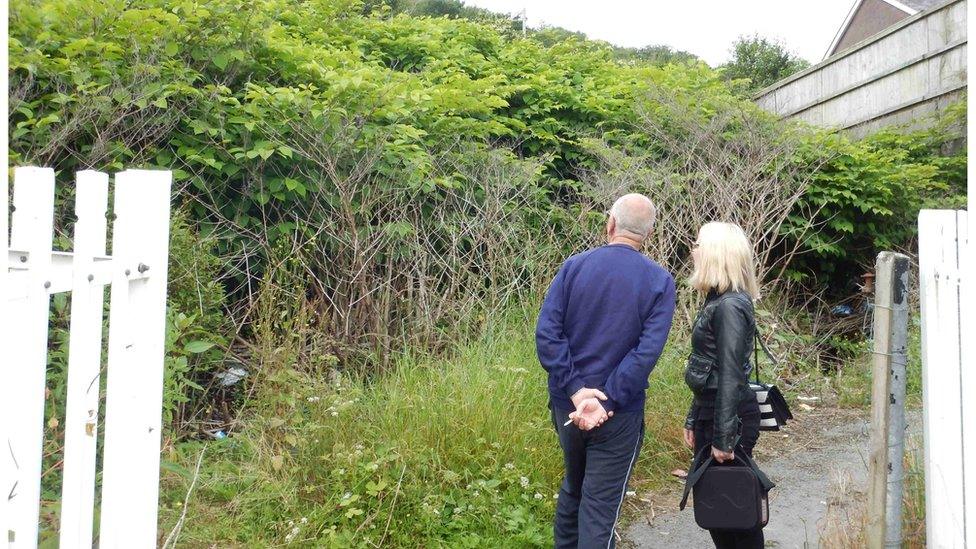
left=720, top=35, right=810, bottom=93
left=161, top=213, right=229, bottom=430
left=11, top=0, right=961, bottom=300
left=783, top=103, right=967, bottom=287
left=836, top=316, right=924, bottom=408
left=614, top=44, right=699, bottom=65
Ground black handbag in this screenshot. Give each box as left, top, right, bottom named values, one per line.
left=679, top=443, right=775, bottom=531
left=751, top=329, right=793, bottom=431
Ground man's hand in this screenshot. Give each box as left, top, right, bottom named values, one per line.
left=683, top=428, right=695, bottom=449
left=711, top=446, right=734, bottom=463
left=569, top=397, right=612, bottom=431
left=570, top=387, right=609, bottom=409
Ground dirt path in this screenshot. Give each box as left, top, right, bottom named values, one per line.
left=622, top=409, right=898, bottom=548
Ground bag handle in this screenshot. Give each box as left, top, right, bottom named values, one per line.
left=679, top=438, right=775, bottom=510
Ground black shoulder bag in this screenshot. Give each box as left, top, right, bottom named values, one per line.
left=751, top=328, right=793, bottom=431
left=679, top=441, right=775, bottom=531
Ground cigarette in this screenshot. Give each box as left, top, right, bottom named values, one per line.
left=563, top=418, right=573, bottom=426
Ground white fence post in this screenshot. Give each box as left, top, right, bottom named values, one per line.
left=1, top=160, right=10, bottom=546
left=59, top=171, right=109, bottom=549
left=918, top=209, right=971, bottom=548
left=3, top=168, right=56, bottom=548
left=964, top=167, right=975, bottom=549
left=3, top=167, right=171, bottom=548
left=99, top=170, right=173, bottom=548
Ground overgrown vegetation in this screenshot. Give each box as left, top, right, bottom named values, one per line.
left=155, top=304, right=697, bottom=547
left=6, top=0, right=965, bottom=544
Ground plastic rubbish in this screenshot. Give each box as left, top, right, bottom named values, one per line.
left=831, top=304, right=854, bottom=316
left=215, top=366, right=248, bottom=387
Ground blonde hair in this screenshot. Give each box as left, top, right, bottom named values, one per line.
left=688, top=222, right=760, bottom=299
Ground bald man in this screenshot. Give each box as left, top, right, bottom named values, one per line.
left=536, top=193, right=676, bottom=548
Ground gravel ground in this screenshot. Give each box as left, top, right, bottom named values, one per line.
left=621, top=408, right=914, bottom=548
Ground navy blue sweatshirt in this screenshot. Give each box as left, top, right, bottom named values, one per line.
left=536, top=244, right=676, bottom=413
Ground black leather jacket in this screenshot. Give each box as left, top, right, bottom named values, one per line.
left=683, top=290, right=755, bottom=452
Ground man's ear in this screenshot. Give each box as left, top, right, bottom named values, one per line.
left=606, top=215, right=615, bottom=238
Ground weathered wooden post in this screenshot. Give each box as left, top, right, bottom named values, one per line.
left=865, top=251, right=910, bottom=549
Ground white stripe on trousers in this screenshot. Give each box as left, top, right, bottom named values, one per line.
left=607, top=426, right=643, bottom=549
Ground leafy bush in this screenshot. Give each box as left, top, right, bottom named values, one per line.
left=784, top=103, right=967, bottom=289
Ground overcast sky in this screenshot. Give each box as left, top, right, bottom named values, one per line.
left=463, top=0, right=857, bottom=66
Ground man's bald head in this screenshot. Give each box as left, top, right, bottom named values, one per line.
left=608, top=193, right=656, bottom=242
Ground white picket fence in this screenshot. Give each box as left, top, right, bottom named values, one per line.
left=2, top=167, right=172, bottom=548
left=918, top=209, right=973, bottom=548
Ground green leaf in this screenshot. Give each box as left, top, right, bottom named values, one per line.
left=160, top=460, right=192, bottom=479
left=213, top=51, right=231, bottom=70
left=184, top=340, right=215, bottom=353
left=164, top=42, right=178, bottom=56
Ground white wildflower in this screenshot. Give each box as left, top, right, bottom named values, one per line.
left=300, top=517, right=308, bottom=524
left=534, top=493, right=543, bottom=500
left=519, top=476, right=529, bottom=488
left=504, top=463, right=515, bottom=470
left=307, top=396, right=320, bottom=403
left=331, top=411, right=339, bottom=417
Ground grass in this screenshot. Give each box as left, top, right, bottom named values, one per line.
left=834, top=316, right=924, bottom=409
left=819, top=314, right=927, bottom=548
left=819, top=434, right=926, bottom=548
left=157, top=312, right=692, bottom=547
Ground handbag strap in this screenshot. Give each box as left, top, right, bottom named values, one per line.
left=679, top=445, right=713, bottom=510
left=753, top=324, right=779, bottom=384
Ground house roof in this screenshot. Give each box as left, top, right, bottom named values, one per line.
left=824, top=0, right=940, bottom=59
left=900, top=0, right=945, bottom=11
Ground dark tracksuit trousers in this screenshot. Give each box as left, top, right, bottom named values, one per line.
left=551, top=407, right=644, bottom=549
left=692, top=398, right=763, bottom=549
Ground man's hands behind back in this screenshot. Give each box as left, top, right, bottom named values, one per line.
left=569, top=398, right=612, bottom=430
left=567, top=387, right=614, bottom=431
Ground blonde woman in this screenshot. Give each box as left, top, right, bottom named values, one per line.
left=682, top=222, right=764, bottom=548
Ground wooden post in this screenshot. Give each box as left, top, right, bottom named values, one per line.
left=866, top=251, right=910, bottom=548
